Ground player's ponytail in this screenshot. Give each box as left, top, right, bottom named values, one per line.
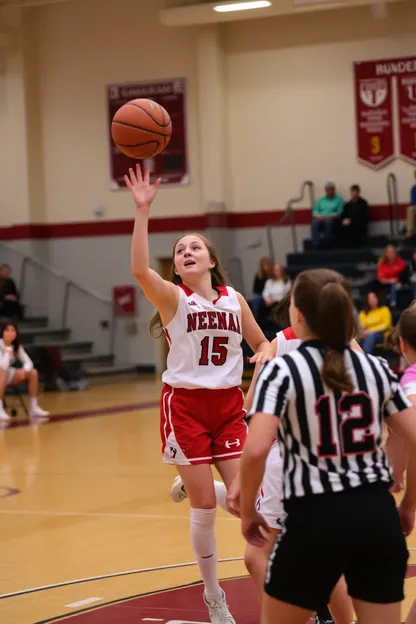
left=293, top=269, right=356, bottom=394
left=149, top=233, right=229, bottom=338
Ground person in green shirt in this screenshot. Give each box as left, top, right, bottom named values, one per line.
left=311, top=182, right=344, bottom=247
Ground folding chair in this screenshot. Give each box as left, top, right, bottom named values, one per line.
left=4, top=385, right=29, bottom=418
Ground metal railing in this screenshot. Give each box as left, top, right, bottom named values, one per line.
left=387, top=172, right=400, bottom=238
left=245, top=180, right=315, bottom=261
left=0, top=243, right=116, bottom=356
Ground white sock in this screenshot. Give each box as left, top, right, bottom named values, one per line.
left=214, top=480, right=227, bottom=512
left=29, top=397, right=38, bottom=410
left=190, top=507, right=222, bottom=601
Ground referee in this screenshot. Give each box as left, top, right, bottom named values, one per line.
left=240, top=268, right=416, bottom=624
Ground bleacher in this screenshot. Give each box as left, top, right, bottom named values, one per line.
left=242, top=231, right=416, bottom=382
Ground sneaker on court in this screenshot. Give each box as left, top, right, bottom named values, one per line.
left=0, top=409, right=10, bottom=422
left=29, top=406, right=49, bottom=419
left=314, top=615, right=334, bottom=624
left=170, top=475, right=188, bottom=503
left=203, top=591, right=235, bottom=624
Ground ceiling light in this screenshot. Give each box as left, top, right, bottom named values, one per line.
left=213, top=1, right=272, bottom=13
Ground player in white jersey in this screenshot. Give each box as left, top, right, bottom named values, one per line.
left=126, top=165, right=272, bottom=624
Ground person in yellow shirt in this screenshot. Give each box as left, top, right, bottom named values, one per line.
left=359, top=291, right=392, bottom=353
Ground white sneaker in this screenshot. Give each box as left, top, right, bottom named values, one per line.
left=0, top=409, right=10, bottom=422
left=203, top=591, right=235, bottom=624
left=29, top=406, right=49, bottom=419
left=170, top=475, right=188, bottom=503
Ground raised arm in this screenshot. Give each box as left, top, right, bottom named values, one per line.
left=127, top=165, right=178, bottom=323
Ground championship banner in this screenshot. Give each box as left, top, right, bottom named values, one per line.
left=397, top=72, right=416, bottom=165
left=354, top=61, right=395, bottom=169
left=107, top=78, right=189, bottom=188
left=354, top=56, right=416, bottom=169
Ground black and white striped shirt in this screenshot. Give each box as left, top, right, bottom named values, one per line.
left=252, top=340, right=411, bottom=500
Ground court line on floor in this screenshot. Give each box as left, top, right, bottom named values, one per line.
left=5, top=400, right=160, bottom=429
left=0, top=508, right=237, bottom=521
left=0, top=558, right=244, bottom=600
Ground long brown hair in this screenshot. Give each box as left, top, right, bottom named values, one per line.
left=392, top=302, right=416, bottom=352
left=149, top=233, right=229, bottom=337
left=292, top=269, right=356, bottom=394
left=272, top=291, right=291, bottom=326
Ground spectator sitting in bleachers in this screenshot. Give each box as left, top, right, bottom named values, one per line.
left=0, top=322, right=49, bottom=421
left=0, top=264, right=23, bottom=320
left=262, top=263, right=291, bottom=314
left=359, top=291, right=392, bottom=354
left=250, top=256, right=271, bottom=319
left=311, top=181, right=344, bottom=248
left=376, top=244, right=407, bottom=307
left=336, top=184, right=369, bottom=248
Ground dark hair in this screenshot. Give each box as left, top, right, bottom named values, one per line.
left=149, top=233, right=229, bottom=338
left=293, top=269, right=356, bottom=394
left=257, top=256, right=271, bottom=280
left=272, top=292, right=291, bottom=327
left=363, top=290, right=384, bottom=314
left=350, top=184, right=360, bottom=193
left=395, top=304, right=416, bottom=352
left=0, top=322, right=20, bottom=354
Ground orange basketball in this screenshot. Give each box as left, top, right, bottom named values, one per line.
left=111, top=98, right=172, bottom=159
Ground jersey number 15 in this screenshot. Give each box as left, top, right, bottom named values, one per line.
left=199, top=336, right=229, bottom=366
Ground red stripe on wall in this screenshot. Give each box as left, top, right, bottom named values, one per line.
left=0, top=203, right=407, bottom=240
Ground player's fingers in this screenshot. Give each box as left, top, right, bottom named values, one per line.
left=144, top=166, right=150, bottom=185
left=129, top=167, right=137, bottom=186
left=135, top=162, right=143, bottom=182
left=124, top=175, right=133, bottom=190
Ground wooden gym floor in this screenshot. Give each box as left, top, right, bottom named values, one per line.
left=0, top=378, right=414, bottom=624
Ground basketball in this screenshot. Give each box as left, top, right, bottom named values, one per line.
left=111, top=98, right=172, bottom=159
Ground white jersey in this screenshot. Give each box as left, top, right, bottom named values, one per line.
left=275, top=326, right=301, bottom=356
left=162, top=284, right=243, bottom=390
left=257, top=327, right=302, bottom=527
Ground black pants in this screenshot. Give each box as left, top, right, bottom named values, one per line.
left=265, top=483, right=408, bottom=611
left=337, top=223, right=366, bottom=248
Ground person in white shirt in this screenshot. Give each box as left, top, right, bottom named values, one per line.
left=0, top=322, right=49, bottom=421
left=262, top=264, right=291, bottom=309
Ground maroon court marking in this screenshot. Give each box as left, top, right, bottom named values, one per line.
left=3, top=401, right=160, bottom=430
left=0, top=486, right=20, bottom=498
left=34, top=570, right=416, bottom=624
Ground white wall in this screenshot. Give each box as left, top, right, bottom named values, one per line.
left=25, top=0, right=416, bottom=225
left=33, top=0, right=202, bottom=223
left=225, top=1, right=416, bottom=213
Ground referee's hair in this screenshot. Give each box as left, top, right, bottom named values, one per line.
left=293, top=269, right=355, bottom=394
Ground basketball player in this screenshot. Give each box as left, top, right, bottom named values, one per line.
left=392, top=305, right=416, bottom=624
left=240, top=268, right=416, bottom=624
left=126, top=164, right=272, bottom=624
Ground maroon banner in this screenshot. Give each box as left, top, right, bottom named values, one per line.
left=107, top=78, right=189, bottom=188
left=397, top=73, right=416, bottom=165
left=354, top=61, right=395, bottom=169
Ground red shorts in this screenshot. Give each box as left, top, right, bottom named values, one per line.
left=160, top=385, right=248, bottom=465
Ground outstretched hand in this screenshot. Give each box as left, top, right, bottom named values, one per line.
left=124, top=164, right=161, bottom=210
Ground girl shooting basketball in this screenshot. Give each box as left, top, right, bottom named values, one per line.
left=126, top=164, right=271, bottom=624
left=240, top=268, right=416, bottom=624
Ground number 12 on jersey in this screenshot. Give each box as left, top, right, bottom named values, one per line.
left=199, top=336, right=229, bottom=366
left=315, top=392, right=376, bottom=458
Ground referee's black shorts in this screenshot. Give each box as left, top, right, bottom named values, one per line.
left=265, top=482, right=409, bottom=611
